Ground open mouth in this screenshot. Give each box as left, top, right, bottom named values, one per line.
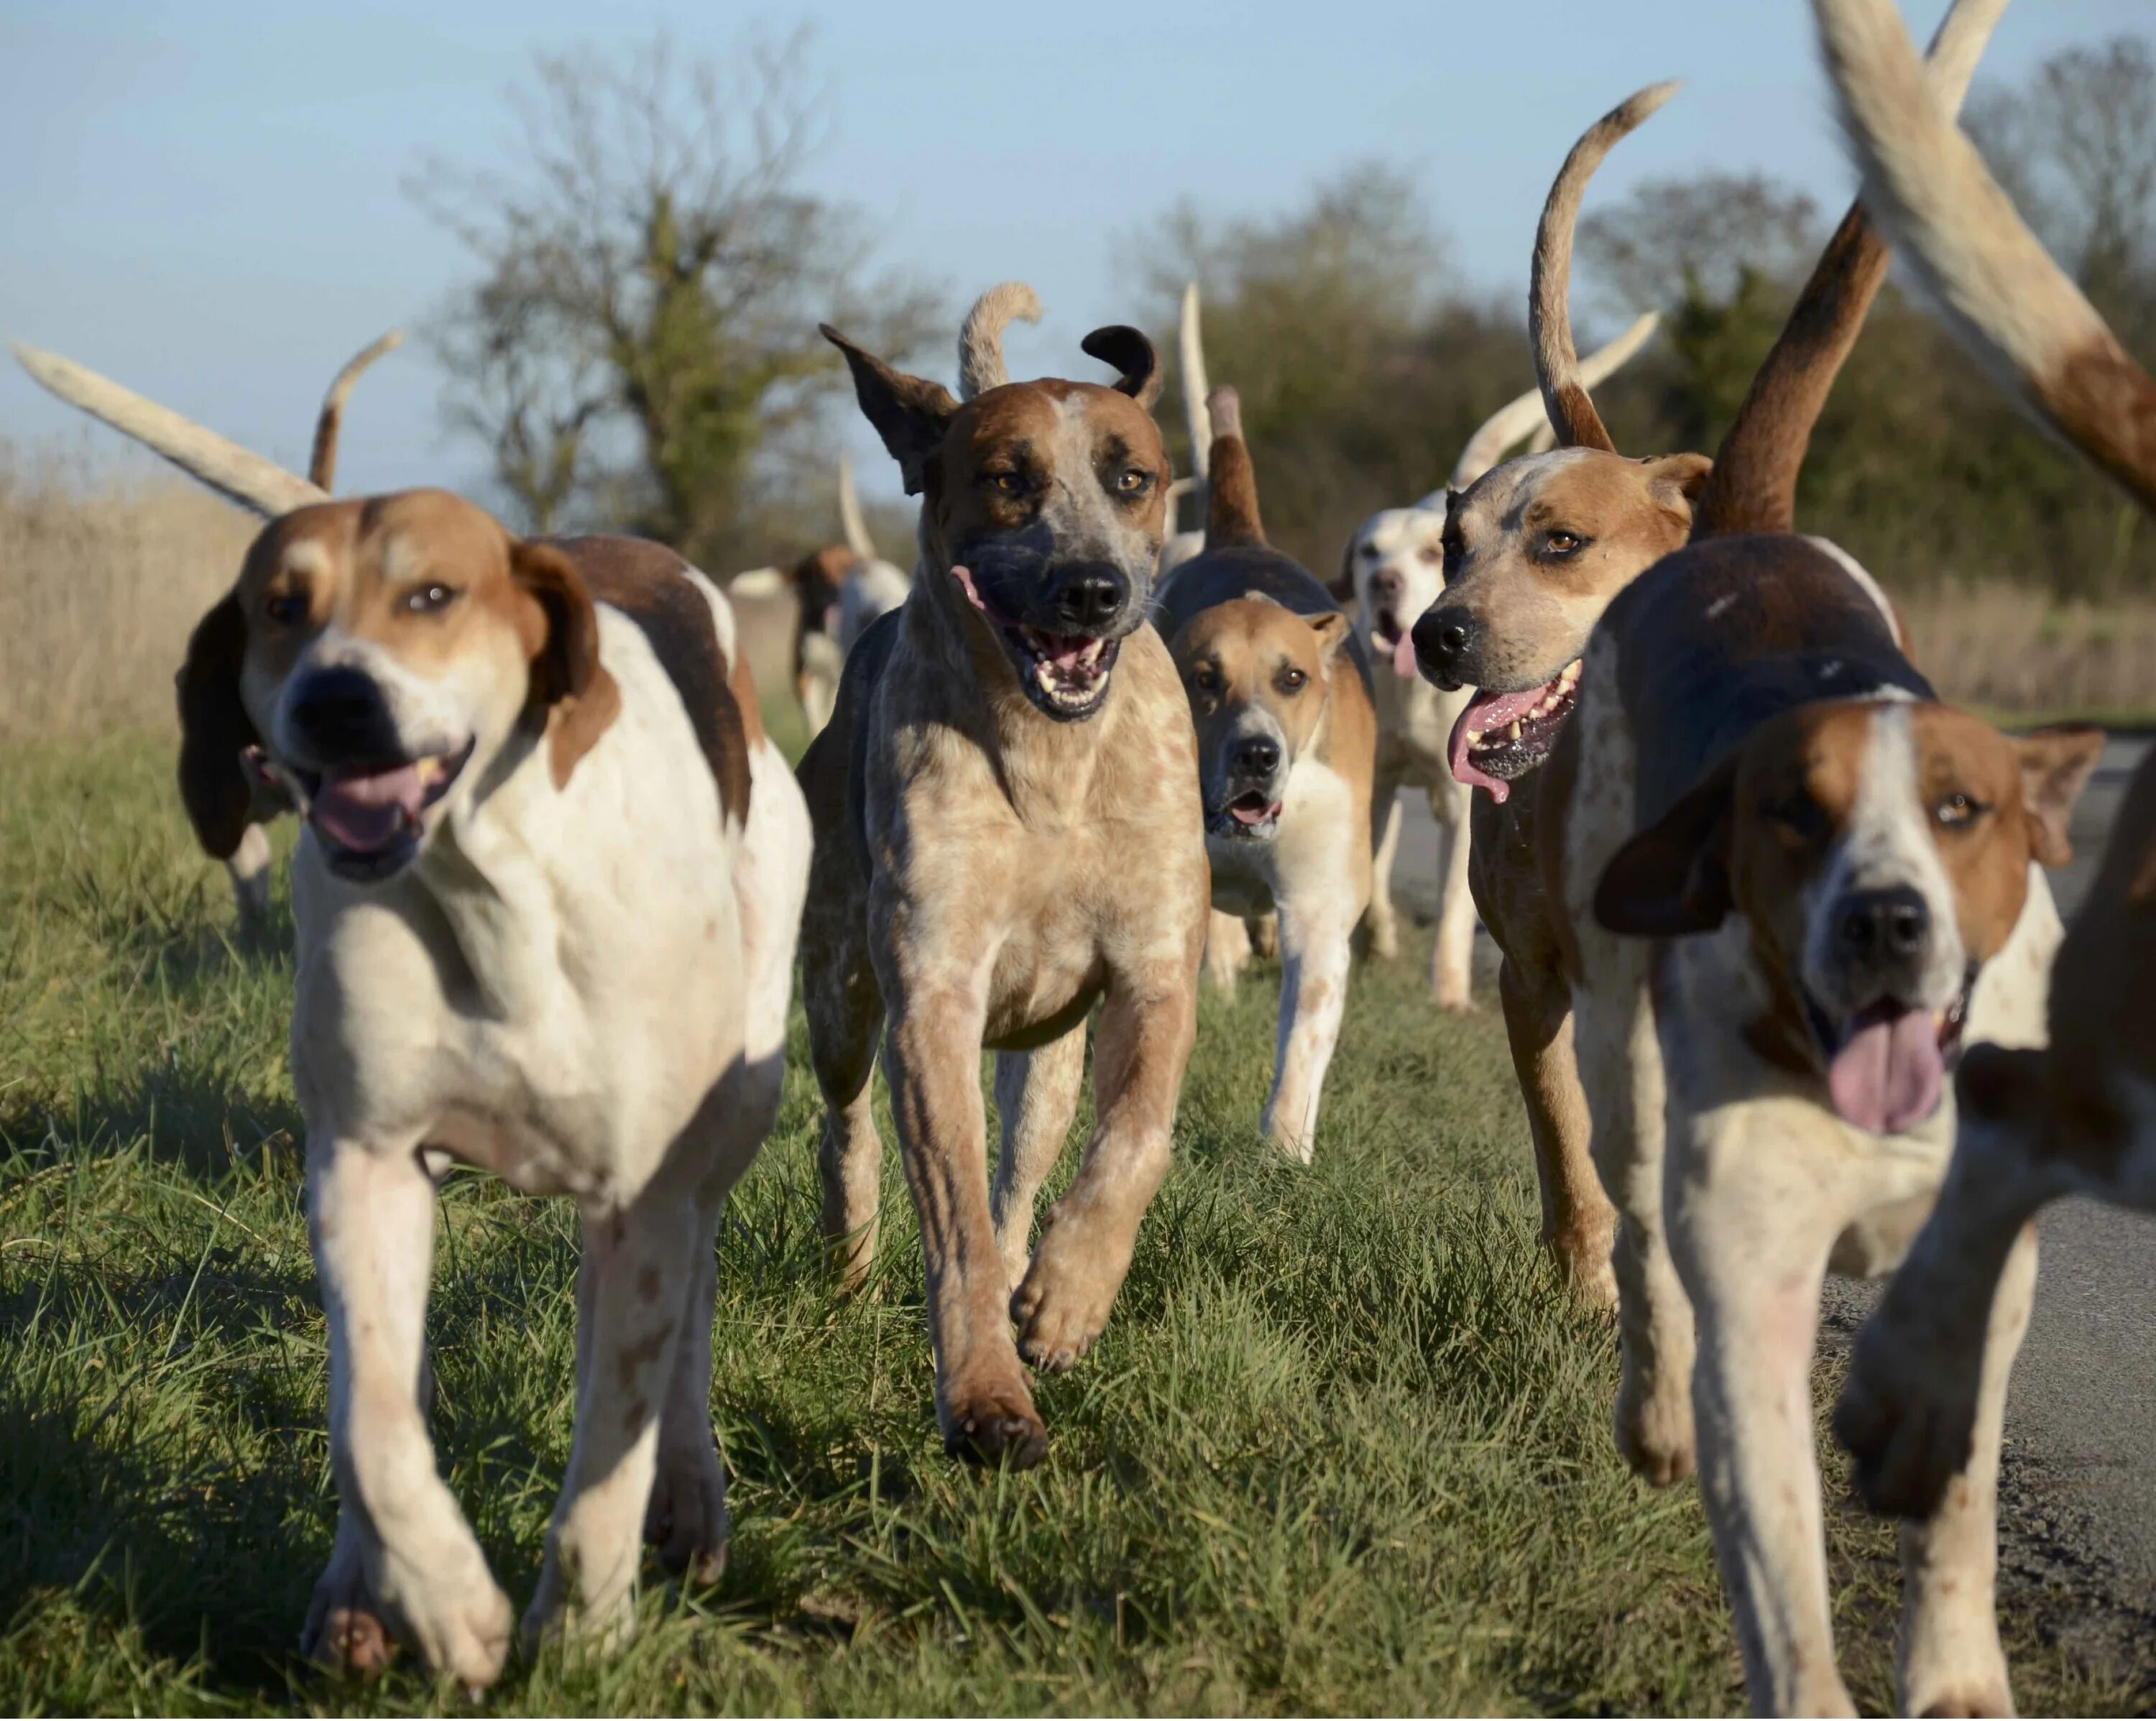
left=1208, top=788, right=1284, bottom=841
left=252, top=741, right=474, bottom=880
left=1803, top=972, right=1971, bottom=1137
left=1370, top=608, right=1417, bottom=678
left=1447, top=660, right=1583, bottom=802
left=952, top=565, right=1120, bottom=720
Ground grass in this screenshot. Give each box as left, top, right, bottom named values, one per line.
left=0, top=732, right=2143, bottom=1717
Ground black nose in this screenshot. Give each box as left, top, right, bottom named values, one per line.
left=1836, top=886, right=1931, bottom=963
left=287, top=665, right=397, bottom=758
left=1411, top=605, right=1480, bottom=691
left=1231, top=735, right=1281, bottom=780
left=1054, top=568, right=1128, bottom=632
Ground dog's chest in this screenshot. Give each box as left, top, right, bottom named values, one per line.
left=1373, top=670, right=1462, bottom=783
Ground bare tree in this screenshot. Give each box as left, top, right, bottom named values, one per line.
left=411, top=29, right=941, bottom=566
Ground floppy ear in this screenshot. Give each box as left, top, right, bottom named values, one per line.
left=821, top=324, right=959, bottom=495
left=2015, top=724, right=2105, bottom=868
left=175, top=594, right=261, bottom=859
left=1079, top=326, right=1164, bottom=410
left=1594, top=758, right=1737, bottom=937
left=512, top=540, right=620, bottom=787
left=1306, top=609, right=1352, bottom=665
left=1330, top=535, right=1360, bottom=602
left=1642, top=451, right=1714, bottom=525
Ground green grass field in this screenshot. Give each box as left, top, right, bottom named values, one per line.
left=0, top=732, right=2137, bottom=1715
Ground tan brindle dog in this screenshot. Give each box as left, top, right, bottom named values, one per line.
left=1407, top=9, right=2002, bottom=1322
left=798, top=285, right=1208, bottom=1467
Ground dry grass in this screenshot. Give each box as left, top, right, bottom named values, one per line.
left=0, top=444, right=254, bottom=744
left=1898, top=581, right=2156, bottom=724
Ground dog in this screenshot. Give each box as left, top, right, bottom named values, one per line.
left=1155, top=386, right=1376, bottom=1158
left=1809, top=0, right=2156, bottom=1530
left=1337, top=313, right=1660, bottom=1009
left=19, top=346, right=813, bottom=1689
left=797, top=285, right=1208, bottom=1468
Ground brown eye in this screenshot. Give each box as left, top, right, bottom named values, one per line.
left=1116, top=468, right=1148, bottom=494
left=1935, top=793, right=1984, bottom=829
left=1278, top=667, right=1307, bottom=693
left=264, top=589, right=308, bottom=626
left=1191, top=665, right=1218, bottom=691
left=405, top=583, right=459, bottom=615
left=992, top=472, right=1023, bottom=495
left=1544, top=530, right=1585, bottom=556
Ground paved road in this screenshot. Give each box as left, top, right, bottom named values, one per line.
left=1389, top=737, right=2156, bottom=1631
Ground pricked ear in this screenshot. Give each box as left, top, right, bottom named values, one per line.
left=1594, top=759, right=1736, bottom=937
left=512, top=540, right=620, bottom=787
left=175, top=593, right=260, bottom=859
left=2016, top=724, right=2105, bottom=868
left=1307, top=609, right=1351, bottom=664
left=821, top=323, right=959, bottom=495
left=1642, top=451, right=1713, bottom=524
left=1079, top=326, right=1164, bottom=410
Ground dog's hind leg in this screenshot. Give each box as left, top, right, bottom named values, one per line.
left=1895, top=1222, right=2034, bottom=1719
left=1429, top=777, right=1478, bottom=1012
left=1498, top=959, right=1618, bottom=1307
left=643, top=1186, right=729, bottom=1587
left=1202, top=909, right=1252, bottom=996
left=1367, top=778, right=1404, bottom=961
left=301, top=1138, right=512, bottom=1692
left=991, top=1023, right=1089, bottom=1293
left=803, top=874, right=886, bottom=1293
left=1013, top=956, right=1199, bottom=1375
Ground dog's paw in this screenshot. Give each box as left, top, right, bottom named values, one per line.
left=1432, top=984, right=1476, bottom=1015
left=1369, top=919, right=1400, bottom=962
left=645, top=1438, right=730, bottom=1587
left=1835, top=1319, right=1979, bottom=1521
left=1908, top=1680, right=2013, bottom=1720
left=1615, top=1373, right=1696, bottom=1487
left=943, top=1386, right=1049, bottom=1469
left=305, top=1537, right=512, bottom=1695
left=1010, top=1226, right=1123, bottom=1373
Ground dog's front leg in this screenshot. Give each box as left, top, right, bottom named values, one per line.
left=991, top=1025, right=1089, bottom=1293
left=883, top=979, right=1049, bottom=1467
left=1668, top=1116, right=1856, bottom=1717
left=1202, top=908, right=1253, bottom=996
left=1498, top=958, right=1618, bottom=1306
left=643, top=1186, right=729, bottom=1588
left=1429, top=777, right=1477, bottom=1012
left=1896, top=1221, right=2034, bottom=1719
left=525, top=1190, right=704, bottom=1651
left=1263, top=897, right=1353, bottom=1161
left=1013, top=964, right=1197, bottom=1373
left=1367, top=781, right=1404, bottom=962
left=302, top=1138, right=512, bottom=1692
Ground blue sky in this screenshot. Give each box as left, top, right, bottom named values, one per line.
left=2, top=0, right=2146, bottom=522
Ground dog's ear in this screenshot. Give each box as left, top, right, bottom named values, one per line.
left=821, top=324, right=959, bottom=495
left=1330, top=534, right=1360, bottom=602
left=1595, top=757, right=1736, bottom=936
left=512, top=540, right=621, bottom=787
left=175, top=593, right=261, bottom=860
left=1641, top=452, right=1713, bottom=525
left=1306, top=609, right=1352, bottom=665
left=2015, top=724, right=2105, bottom=868
left=1079, top=326, right=1164, bottom=410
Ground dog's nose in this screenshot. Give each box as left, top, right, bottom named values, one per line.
left=287, top=666, right=396, bottom=758
left=1370, top=568, right=1402, bottom=601
left=1231, top=735, right=1281, bottom=780
left=1055, top=568, right=1128, bottom=632
left=1836, top=886, right=1931, bottom=964
left=1411, top=605, right=1480, bottom=691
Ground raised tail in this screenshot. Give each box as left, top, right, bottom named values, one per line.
left=307, top=328, right=404, bottom=491
left=1203, top=386, right=1266, bottom=548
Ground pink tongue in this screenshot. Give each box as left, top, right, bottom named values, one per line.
left=1391, top=634, right=1416, bottom=678
left=1045, top=636, right=1095, bottom=671
left=312, top=763, right=426, bottom=854
left=1827, top=1006, right=1944, bottom=1136
left=1445, top=686, right=1547, bottom=805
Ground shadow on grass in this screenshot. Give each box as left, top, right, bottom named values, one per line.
left=0, top=1049, right=303, bottom=1186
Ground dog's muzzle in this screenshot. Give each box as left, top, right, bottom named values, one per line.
left=1207, top=732, right=1286, bottom=841
left=951, top=558, right=1143, bottom=721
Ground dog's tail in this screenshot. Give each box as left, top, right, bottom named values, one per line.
left=1179, top=282, right=1214, bottom=490
left=1445, top=313, right=1659, bottom=496
left=1813, top=0, right=2155, bottom=515
left=837, top=452, right=877, bottom=561
left=307, top=328, right=404, bottom=492
left=1531, top=80, right=1681, bottom=455
left=1204, top=386, right=1266, bottom=548
left=1692, top=0, right=2007, bottom=538
left=14, top=344, right=327, bottom=517
left=957, top=282, right=1044, bottom=400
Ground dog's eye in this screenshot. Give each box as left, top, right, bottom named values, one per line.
left=1544, top=530, right=1586, bottom=556
left=1115, top=468, right=1149, bottom=495
left=1191, top=665, right=1219, bottom=692
left=1277, top=667, right=1308, bottom=693
left=1934, top=793, right=1986, bottom=829
left=263, top=589, right=308, bottom=626
left=1766, top=793, right=1823, bottom=841
left=1419, top=545, right=1442, bottom=564
left=405, top=583, right=459, bottom=616
left=990, top=472, right=1024, bottom=495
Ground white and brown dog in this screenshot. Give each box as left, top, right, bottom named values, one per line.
left=19, top=349, right=811, bottom=1689
left=1337, top=315, right=1659, bottom=1009
left=1156, top=387, right=1376, bottom=1158
left=1807, top=0, right=2156, bottom=1528
left=798, top=286, right=1207, bottom=1468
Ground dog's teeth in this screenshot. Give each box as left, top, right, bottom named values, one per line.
left=1560, top=660, right=1581, bottom=686
left=1508, top=721, right=1522, bottom=741
left=1465, top=729, right=1484, bottom=747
